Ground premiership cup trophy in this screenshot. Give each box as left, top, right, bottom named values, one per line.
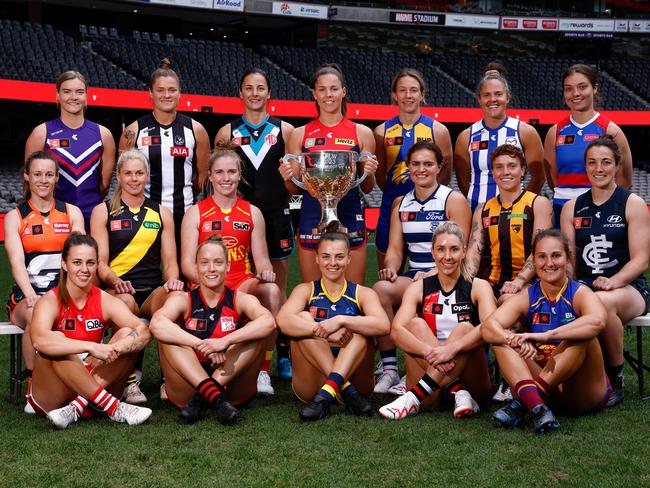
left=285, top=150, right=371, bottom=234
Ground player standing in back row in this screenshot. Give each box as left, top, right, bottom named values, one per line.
left=119, top=58, right=210, bottom=248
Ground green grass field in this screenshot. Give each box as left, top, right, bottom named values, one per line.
left=0, top=243, right=649, bottom=487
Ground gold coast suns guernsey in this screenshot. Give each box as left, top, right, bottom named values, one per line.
left=478, top=191, right=537, bottom=288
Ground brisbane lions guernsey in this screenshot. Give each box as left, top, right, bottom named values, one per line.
left=53, top=286, right=107, bottom=343
left=418, top=275, right=478, bottom=342
left=136, top=113, right=196, bottom=221
left=183, top=286, right=240, bottom=363
left=554, top=113, right=610, bottom=206
left=44, top=118, right=104, bottom=224
left=197, top=197, right=254, bottom=289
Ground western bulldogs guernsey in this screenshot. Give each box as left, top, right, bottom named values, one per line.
left=526, top=278, right=580, bottom=365
left=183, top=287, right=240, bottom=363
left=12, top=199, right=71, bottom=298
left=197, top=197, right=254, bottom=289
left=107, top=198, right=163, bottom=291
left=230, top=115, right=287, bottom=210
left=44, top=118, right=103, bottom=224
left=307, top=279, right=362, bottom=322
left=136, top=113, right=196, bottom=221
left=398, top=184, right=452, bottom=275
left=377, top=115, right=436, bottom=253
left=53, top=286, right=107, bottom=343
left=467, top=116, right=522, bottom=211
left=554, top=113, right=610, bottom=206
left=419, top=275, right=478, bottom=342
left=573, top=187, right=637, bottom=287
left=299, top=118, right=365, bottom=249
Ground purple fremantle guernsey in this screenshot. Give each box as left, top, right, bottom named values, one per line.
left=44, top=118, right=103, bottom=226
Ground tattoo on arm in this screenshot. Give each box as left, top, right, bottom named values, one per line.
left=122, top=129, right=136, bottom=148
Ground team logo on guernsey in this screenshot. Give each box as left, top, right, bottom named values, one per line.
left=556, top=135, right=575, bottom=145
left=85, top=319, right=103, bottom=331
left=64, top=318, right=75, bottom=331
left=170, top=146, right=189, bottom=157
left=220, top=316, right=236, bottom=332
left=202, top=221, right=222, bottom=232
left=49, top=139, right=70, bottom=148
left=305, top=137, right=326, bottom=148
left=310, top=306, right=328, bottom=319
left=265, top=134, right=277, bottom=146
left=401, top=212, right=417, bottom=222
left=505, top=136, right=518, bottom=145
left=232, top=137, right=251, bottom=146
left=385, top=137, right=404, bottom=146
left=174, top=135, right=185, bottom=146
left=280, top=239, right=290, bottom=249
left=186, top=318, right=207, bottom=331
left=233, top=221, right=250, bottom=231
left=111, top=220, right=132, bottom=231
left=573, top=217, right=592, bottom=229
left=532, top=312, right=550, bottom=324
left=512, top=224, right=522, bottom=233
left=31, top=224, right=44, bottom=235
left=470, top=141, right=490, bottom=152
left=141, top=136, right=161, bottom=146
left=334, top=138, right=355, bottom=146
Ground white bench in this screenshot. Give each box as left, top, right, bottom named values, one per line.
left=0, top=323, right=24, bottom=404
left=624, top=314, right=650, bottom=400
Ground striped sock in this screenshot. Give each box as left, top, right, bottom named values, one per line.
left=319, top=373, right=345, bottom=405
left=91, top=387, right=119, bottom=416
left=261, top=351, right=273, bottom=373
left=534, top=376, right=551, bottom=398
left=409, top=373, right=440, bottom=403
left=515, top=379, right=544, bottom=411
left=127, top=373, right=138, bottom=385
left=380, top=349, right=398, bottom=372
left=69, top=396, right=89, bottom=417
left=197, top=378, right=223, bottom=406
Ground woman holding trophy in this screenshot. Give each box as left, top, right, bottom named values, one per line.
left=281, top=64, right=379, bottom=285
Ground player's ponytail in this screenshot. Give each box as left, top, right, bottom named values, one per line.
left=58, top=233, right=99, bottom=307
left=196, top=233, right=229, bottom=263
left=110, top=149, right=149, bottom=214
left=150, top=57, right=180, bottom=90
left=318, top=221, right=350, bottom=251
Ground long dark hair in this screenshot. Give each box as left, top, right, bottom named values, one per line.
left=239, top=68, right=271, bottom=92
left=311, top=63, right=349, bottom=116
left=58, top=233, right=99, bottom=307
left=22, top=151, right=59, bottom=203
left=584, top=135, right=621, bottom=166
left=562, top=63, right=601, bottom=108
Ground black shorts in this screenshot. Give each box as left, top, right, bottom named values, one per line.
left=261, top=207, right=294, bottom=261
left=133, top=289, right=156, bottom=308
left=630, top=277, right=650, bottom=311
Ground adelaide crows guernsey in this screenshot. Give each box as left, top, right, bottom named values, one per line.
left=467, top=116, right=522, bottom=211
left=44, top=118, right=103, bottom=224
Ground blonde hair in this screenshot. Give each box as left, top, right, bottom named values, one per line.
left=196, top=234, right=229, bottom=263
left=431, top=221, right=473, bottom=282
left=109, top=149, right=149, bottom=213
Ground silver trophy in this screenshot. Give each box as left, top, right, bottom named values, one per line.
left=284, top=150, right=370, bottom=234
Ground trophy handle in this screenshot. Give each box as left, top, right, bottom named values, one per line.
left=283, top=154, right=307, bottom=189
left=350, top=151, right=373, bottom=189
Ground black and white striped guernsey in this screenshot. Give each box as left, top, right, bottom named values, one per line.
left=135, top=113, right=197, bottom=221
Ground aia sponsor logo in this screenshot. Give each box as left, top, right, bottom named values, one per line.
left=170, top=146, right=189, bottom=157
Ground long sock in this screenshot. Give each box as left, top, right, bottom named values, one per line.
left=127, top=373, right=138, bottom=385
left=380, top=349, right=398, bottom=372
left=69, top=396, right=89, bottom=416
left=277, top=335, right=290, bottom=360
left=605, top=363, right=624, bottom=389
left=534, top=376, right=551, bottom=398
left=135, top=350, right=144, bottom=372
left=442, top=378, right=464, bottom=403
left=319, top=372, right=345, bottom=406
left=409, top=373, right=440, bottom=404
left=514, top=379, right=544, bottom=411
left=197, top=378, right=223, bottom=406
left=261, top=351, right=273, bottom=373
left=91, top=387, right=120, bottom=416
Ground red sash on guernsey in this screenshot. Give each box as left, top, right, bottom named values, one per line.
left=197, top=197, right=255, bottom=289
left=53, top=286, right=107, bottom=344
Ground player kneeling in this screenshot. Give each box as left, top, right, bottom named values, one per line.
left=150, top=235, right=275, bottom=425
left=379, top=222, right=496, bottom=420
left=482, top=229, right=609, bottom=434
left=276, top=225, right=390, bottom=421
left=29, top=234, right=153, bottom=429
